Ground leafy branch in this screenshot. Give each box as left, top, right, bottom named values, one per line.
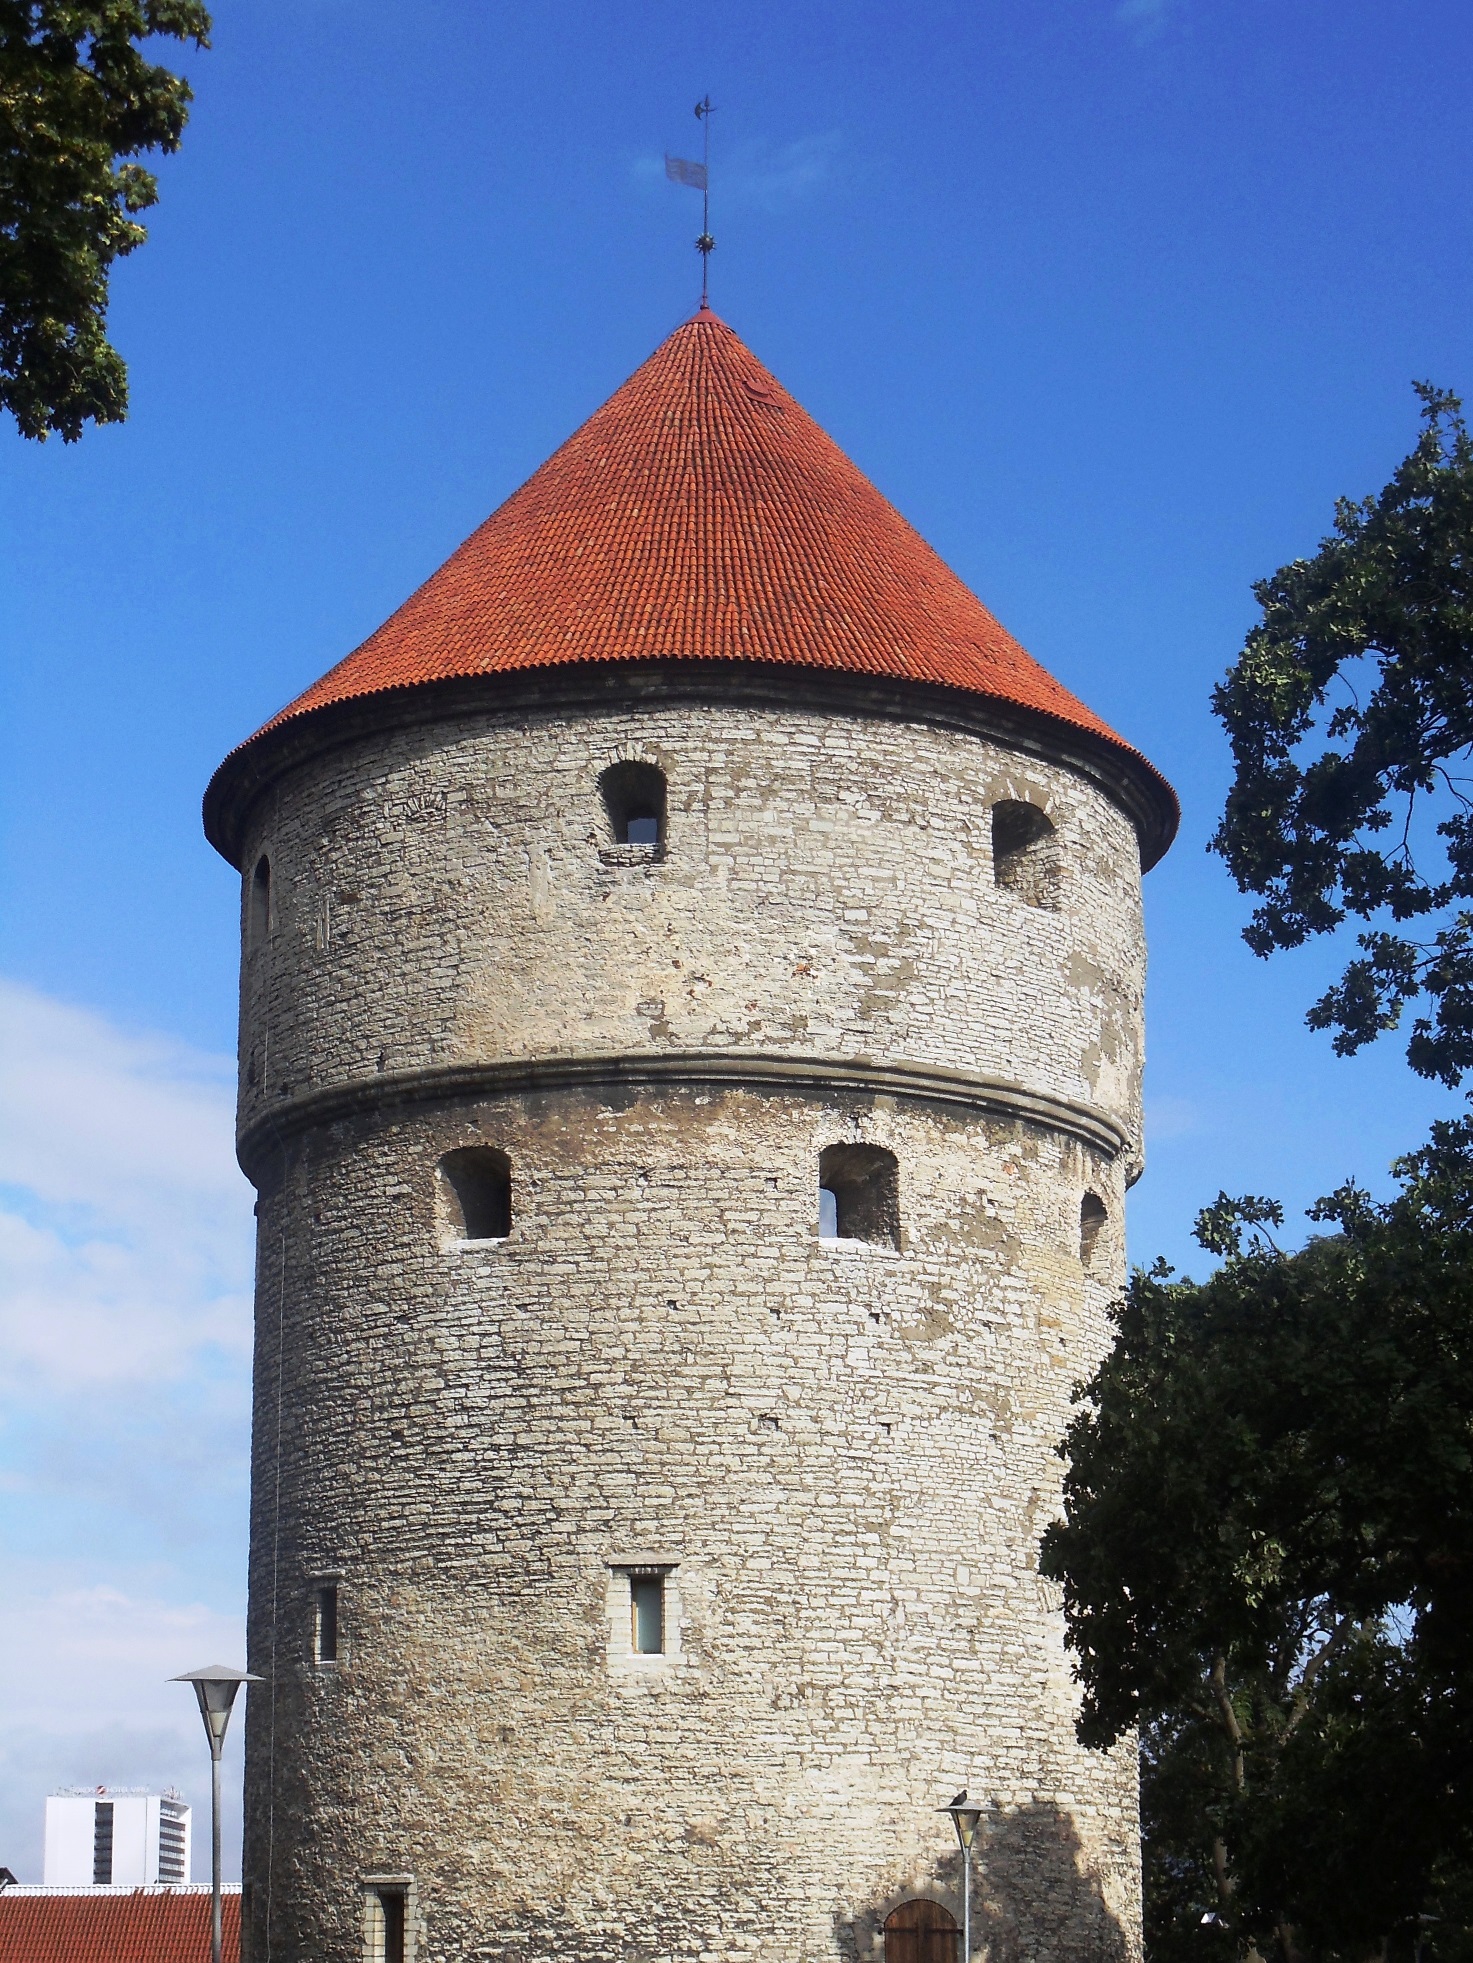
left=0, top=0, right=212, bottom=440
left=1211, top=386, right=1473, bottom=1084
left=1041, top=1131, right=1473, bottom=1960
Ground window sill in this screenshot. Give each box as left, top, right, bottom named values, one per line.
left=608, top=1649, right=680, bottom=1677
left=818, top=1236, right=900, bottom=1255
left=599, top=843, right=665, bottom=868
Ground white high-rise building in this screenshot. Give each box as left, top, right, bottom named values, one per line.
left=42, top=1790, right=191, bottom=1887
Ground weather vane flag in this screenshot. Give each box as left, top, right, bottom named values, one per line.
left=664, top=95, right=715, bottom=302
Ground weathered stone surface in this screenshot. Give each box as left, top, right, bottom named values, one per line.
left=236, top=704, right=1144, bottom=1154
left=235, top=690, right=1147, bottom=1963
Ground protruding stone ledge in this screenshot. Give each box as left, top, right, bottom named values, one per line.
left=237, top=1049, right=1131, bottom=1179
left=204, top=659, right=1178, bottom=872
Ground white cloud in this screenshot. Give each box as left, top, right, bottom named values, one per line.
left=725, top=132, right=842, bottom=210
left=0, top=977, right=242, bottom=1213
left=0, top=1571, right=246, bottom=1882
left=1145, top=1093, right=1198, bottom=1141
left=1115, top=0, right=1175, bottom=43
left=0, top=978, right=253, bottom=1387
left=0, top=1579, right=243, bottom=1733
left=0, top=982, right=253, bottom=1878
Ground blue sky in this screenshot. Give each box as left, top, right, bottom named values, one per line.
left=1, top=0, right=1470, bottom=1883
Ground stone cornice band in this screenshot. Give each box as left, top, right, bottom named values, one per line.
left=238, top=1048, right=1132, bottom=1181
left=205, top=660, right=1179, bottom=874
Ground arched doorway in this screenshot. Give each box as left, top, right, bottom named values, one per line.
left=884, top=1898, right=959, bottom=1962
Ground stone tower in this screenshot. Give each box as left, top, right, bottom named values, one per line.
left=205, top=305, right=1176, bottom=1963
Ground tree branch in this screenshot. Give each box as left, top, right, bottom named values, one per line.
left=1209, top=1654, right=1247, bottom=1793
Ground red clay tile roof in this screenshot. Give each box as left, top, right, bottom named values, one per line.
left=251, top=306, right=1152, bottom=762
left=0, top=1890, right=239, bottom=1963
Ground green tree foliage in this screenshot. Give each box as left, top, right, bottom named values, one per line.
left=1212, top=388, right=1473, bottom=1085
left=0, top=0, right=210, bottom=441
left=1040, top=1131, right=1473, bottom=1962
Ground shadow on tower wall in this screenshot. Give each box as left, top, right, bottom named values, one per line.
left=834, top=1802, right=1133, bottom=1963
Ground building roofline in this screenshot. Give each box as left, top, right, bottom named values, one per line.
left=202, top=657, right=1179, bottom=873
left=2, top=1886, right=239, bottom=1896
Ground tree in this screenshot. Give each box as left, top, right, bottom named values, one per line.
left=1212, top=387, right=1473, bottom=1087
left=1, top=0, right=211, bottom=442
left=1040, top=1136, right=1473, bottom=1962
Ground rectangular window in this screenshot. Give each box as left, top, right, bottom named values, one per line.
left=314, top=1584, right=339, bottom=1664
left=93, top=1801, right=114, bottom=1885
left=630, top=1574, right=665, bottom=1654
left=366, top=1887, right=406, bottom=1963
left=157, top=1803, right=187, bottom=1883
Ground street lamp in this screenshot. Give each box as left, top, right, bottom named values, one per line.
left=939, top=1790, right=988, bottom=1963
left=172, top=1665, right=260, bottom=1963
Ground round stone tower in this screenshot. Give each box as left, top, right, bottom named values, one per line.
left=205, top=304, right=1176, bottom=1963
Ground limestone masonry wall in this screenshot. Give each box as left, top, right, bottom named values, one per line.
left=236, top=703, right=1145, bottom=1155
left=236, top=691, right=1148, bottom=1963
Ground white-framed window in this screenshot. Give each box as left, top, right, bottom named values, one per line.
left=607, top=1561, right=680, bottom=1671
left=630, top=1574, right=665, bottom=1654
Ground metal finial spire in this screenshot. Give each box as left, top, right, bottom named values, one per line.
left=694, top=95, right=715, bottom=302
left=665, top=97, right=716, bottom=305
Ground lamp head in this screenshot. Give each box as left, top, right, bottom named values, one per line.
left=172, top=1665, right=261, bottom=1756
left=939, top=1790, right=989, bottom=1851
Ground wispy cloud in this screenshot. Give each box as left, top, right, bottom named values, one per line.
left=1145, top=1093, right=1198, bottom=1142
left=1115, top=0, right=1176, bottom=45
left=724, top=132, right=842, bottom=211
left=0, top=1571, right=247, bottom=1882
left=0, top=981, right=253, bottom=1879
left=633, top=130, right=842, bottom=212
left=0, top=979, right=251, bottom=1388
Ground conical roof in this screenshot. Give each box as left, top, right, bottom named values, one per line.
left=209, top=306, right=1176, bottom=860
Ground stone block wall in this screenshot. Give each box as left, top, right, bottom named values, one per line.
left=234, top=690, right=1148, bottom=1963
left=234, top=701, right=1145, bottom=1160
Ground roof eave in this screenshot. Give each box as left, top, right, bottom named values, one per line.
left=203, top=659, right=1179, bottom=873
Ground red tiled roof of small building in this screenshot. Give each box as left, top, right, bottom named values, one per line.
left=247, top=305, right=1159, bottom=781
left=0, top=1889, right=239, bottom=1963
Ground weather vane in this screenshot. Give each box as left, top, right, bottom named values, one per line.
left=664, top=95, right=715, bottom=304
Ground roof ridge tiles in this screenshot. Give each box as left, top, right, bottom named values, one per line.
left=0, top=1888, right=240, bottom=1963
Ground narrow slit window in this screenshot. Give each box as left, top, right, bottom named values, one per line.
left=1080, top=1192, right=1107, bottom=1265
left=248, top=856, right=272, bottom=946
left=599, top=761, right=667, bottom=849
left=92, top=1801, right=113, bottom=1886
left=992, top=800, right=1059, bottom=909
left=630, top=1574, right=665, bottom=1654
left=818, top=1144, right=900, bottom=1250
left=438, top=1148, right=512, bottom=1241
left=314, top=1583, right=338, bottom=1664
left=365, top=1888, right=406, bottom=1963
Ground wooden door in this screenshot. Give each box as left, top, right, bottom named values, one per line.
left=884, top=1898, right=959, bottom=1963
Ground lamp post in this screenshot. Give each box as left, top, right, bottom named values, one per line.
left=173, top=1665, right=259, bottom=1963
left=939, top=1791, right=988, bottom=1963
